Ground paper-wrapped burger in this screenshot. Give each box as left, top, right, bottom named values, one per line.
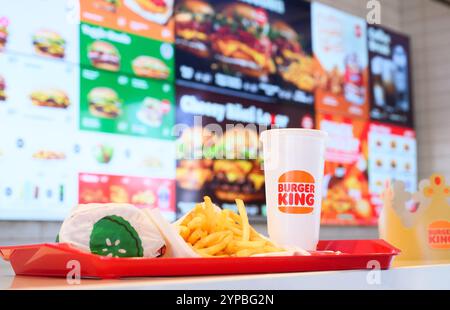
left=58, top=203, right=166, bottom=258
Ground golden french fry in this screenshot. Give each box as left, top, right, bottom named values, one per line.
left=203, top=196, right=216, bottom=232
left=187, top=215, right=206, bottom=230
left=194, top=231, right=227, bottom=249
left=235, top=240, right=267, bottom=249
left=263, top=246, right=285, bottom=252
left=224, top=222, right=243, bottom=236
left=199, top=232, right=232, bottom=256
left=236, top=199, right=250, bottom=242
left=224, top=209, right=242, bottom=224
left=179, top=225, right=190, bottom=240
left=187, top=229, right=206, bottom=245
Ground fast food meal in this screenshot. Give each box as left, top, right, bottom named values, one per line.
left=80, top=189, right=108, bottom=203
left=88, top=41, right=121, bottom=72
left=323, top=184, right=355, bottom=214
left=211, top=3, right=275, bottom=78
left=58, top=203, right=166, bottom=258
left=176, top=159, right=213, bottom=190
left=94, top=0, right=120, bottom=13
left=0, top=22, right=8, bottom=51
left=271, top=21, right=302, bottom=64
left=110, top=185, right=129, bottom=203
left=176, top=126, right=218, bottom=159
left=32, top=150, right=66, bottom=160
left=132, top=56, right=170, bottom=79
left=175, top=0, right=214, bottom=58
left=176, top=197, right=286, bottom=257
left=32, top=30, right=66, bottom=59
left=137, top=97, right=171, bottom=127
left=124, top=0, right=174, bottom=25
left=317, top=66, right=344, bottom=95
left=131, top=190, right=156, bottom=205
left=210, top=160, right=265, bottom=202
left=88, top=87, right=122, bottom=119
left=57, top=196, right=312, bottom=259
left=270, top=21, right=317, bottom=91
left=30, top=89, right=70, bottom=109
left=0, top=75, right=6, bottom=101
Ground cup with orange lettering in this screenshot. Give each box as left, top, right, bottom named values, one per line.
left=260, top=129, right=327, bottom=250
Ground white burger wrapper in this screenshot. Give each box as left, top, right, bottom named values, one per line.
left=59, top=203, right=165, bottom=258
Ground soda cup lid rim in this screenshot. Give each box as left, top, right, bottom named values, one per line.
left=260, top=128, right=328, bottom=139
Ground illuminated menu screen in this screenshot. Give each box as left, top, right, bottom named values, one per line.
left=175, top=0, right=314, bottom=106
left=0, top=0, right=416, bottom=226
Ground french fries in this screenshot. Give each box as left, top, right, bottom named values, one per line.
left=177, top=196, right=285, bottom=257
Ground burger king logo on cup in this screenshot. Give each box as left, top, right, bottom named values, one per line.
left=278, top=170, right=316, bottom=214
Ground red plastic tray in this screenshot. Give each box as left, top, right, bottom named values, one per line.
left=0, top=240, right=399, bottom=279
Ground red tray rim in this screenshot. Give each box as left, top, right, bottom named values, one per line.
left=0, top=239, right=400, bottom=262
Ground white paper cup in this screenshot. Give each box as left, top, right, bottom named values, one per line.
left=260, top=129, right=327, bottom=250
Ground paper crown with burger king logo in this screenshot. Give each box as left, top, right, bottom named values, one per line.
left=278, top=170, right=316, bottom=214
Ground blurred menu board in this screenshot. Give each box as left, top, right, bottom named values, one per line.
left=0, top=119, right=79, bottom=220
left=175, top=85, right=315, bottom=217
left=368, top=25, right=413, bottom=126
left=79, top=173, right=176, bottom=221
left=312, top=2, right=369, bottom=119
left=0, top=0, right=79, bottom=63
left=79, top=67, right=175, bottom=139
left=80, top=0, right=175, bottom=42
left=80, top=22, right=175, bottom=80
left=175, top=0, right=315, bottom=106
left=0, top=53, right=78, bottom=128
left=368, top=123, right=417, bottom=207
left=0, top=0, right=418, bottom=224
left=75, top=131, right=176, bottom=180
left=317, top=113, right=375, bottom=226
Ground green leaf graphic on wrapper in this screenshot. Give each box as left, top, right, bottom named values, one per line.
left=89, top=215, right=144, bottom=258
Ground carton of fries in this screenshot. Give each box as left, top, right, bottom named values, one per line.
left=145, top=196, right=309, bottom=258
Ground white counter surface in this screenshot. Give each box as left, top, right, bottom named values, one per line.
left=1, top=259, right=449, bottom=290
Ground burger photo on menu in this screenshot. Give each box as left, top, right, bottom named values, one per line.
left=32, top=30, right=66, bottom=59
left=0, top=18, right=8, bottom=51
left=132, top=55, right=170, bottom=79
left=30, top=89, right=70, bottom=109
left=124, top=0, right=174, bottom=25
left=175, top=0, right=214, bottom=58
left=93, top=0, right=121, bottom=13
left=176, top=159, right=213, bottom=191
left=211, top=3, right=274, bottom=79
left=271, top=20, right=316, bottom=93
left=136, top=97, right=171, bottom=127
left=210, top=159, right=265, bottom=203
left=0, top=75, right=6, bottom=101
left=88, top=87, right=122, bottom=119
left=88, top=41, right=121, bottom=72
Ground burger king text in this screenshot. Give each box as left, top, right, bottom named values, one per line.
left=277, top=171, right=316, bottom=214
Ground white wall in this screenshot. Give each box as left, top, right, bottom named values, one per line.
left=400, top=0, right=450, bottom=178
left=2, top=0, right=450, bottom=245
